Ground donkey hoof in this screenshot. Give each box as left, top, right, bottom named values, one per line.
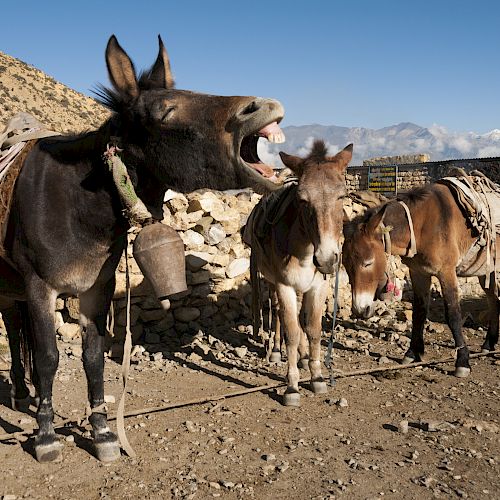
left=269, top=352, right=282, bottom=363
left=93, top=431, right=121, bottom=462
left=283, top=391, right=300, bottom=407
left=297, top=358, right=309, bottom=370
left=454, top=367, right=471, bottom=378
left=94, top=440, right=121, bottom=462
left=35, top=440, right=64, bottom=463
left=401, top=356, right=415, bottom=365
left=310, top=380, right=328, bottom=394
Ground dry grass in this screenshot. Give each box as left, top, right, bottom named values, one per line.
left=0, top=51, right=110, bottom=134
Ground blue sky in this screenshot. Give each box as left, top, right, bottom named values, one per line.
left=1, top=0, right=499, bottom=133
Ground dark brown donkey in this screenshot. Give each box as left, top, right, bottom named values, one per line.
left=245, top=141, right=352, bottom=406
left=1, top=35, right=285, bottom=462
left=343, top=182, right=499, bottom=378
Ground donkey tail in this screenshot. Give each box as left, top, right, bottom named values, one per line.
left=17, top=301, right=35, bottom=384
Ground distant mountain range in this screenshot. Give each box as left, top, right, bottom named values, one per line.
left=1, top=50, right=499, bottom=169
left=259, top=122, right=500, bottom=167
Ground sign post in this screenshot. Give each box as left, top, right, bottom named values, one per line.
left=368, top=165, right=398, bottom=197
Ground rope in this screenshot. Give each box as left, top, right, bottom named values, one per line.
left=1, top=348, right=498, bottom=443
left=324, top=255, right=342, bottom=385
left=103, top=144, right=152, bottom=227
left=115, top=236, right=137, bottom=457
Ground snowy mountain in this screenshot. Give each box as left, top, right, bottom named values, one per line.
left=258, top=122, right=500, bottom=167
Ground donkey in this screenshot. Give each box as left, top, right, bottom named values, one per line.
left=2, top=35, right=285, bottom=462
left=245, top=141, right=352, bottom=406
left=343, top=183, right=499, bottom=378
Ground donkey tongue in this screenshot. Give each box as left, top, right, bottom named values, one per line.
left=248, top=161, right=276, bottom=178
left=257, top=122, right=285, bottom=143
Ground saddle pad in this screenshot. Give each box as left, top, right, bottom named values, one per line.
left=243, top=182, right=297, bottom=247
left=0, top=140, right=37, bottom=262
left=437, top=173, right=499, bottom=289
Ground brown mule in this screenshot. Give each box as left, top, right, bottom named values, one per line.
left=245, top=140, right=352, bottom=406
left=343, top=182, right=499, bottom=378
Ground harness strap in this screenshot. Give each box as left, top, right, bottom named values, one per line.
left=398, top=200, right=417, bottom=257
left=381, top=222, right=392, bottom=254
left=116, top=238, right=137, bottom=458
left=475, top=179, right=495, bottom=289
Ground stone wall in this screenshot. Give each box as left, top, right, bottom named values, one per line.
left=346, top=157, right=500, bottom=194
left=0, top=175, right=490, bottom=352
left=19, top=190, right=382, bottom=351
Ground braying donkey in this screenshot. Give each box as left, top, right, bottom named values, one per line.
left=0, top=35, right=285, bottom=462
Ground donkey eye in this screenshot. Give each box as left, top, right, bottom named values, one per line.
left=363, top=258, right=374, bottom=268
left=161, top=106, right=176, bottom=122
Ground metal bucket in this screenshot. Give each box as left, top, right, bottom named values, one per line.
left=133, top=223, right=187, bottom=309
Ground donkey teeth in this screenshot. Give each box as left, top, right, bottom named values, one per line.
left=267, top=131, right=286, bottom=144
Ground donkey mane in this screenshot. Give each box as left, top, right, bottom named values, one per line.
left=396, top=184, right=433, bottom=206
left=344, top=183, right=444, bottom=237
left=93, top=84, right=126, bottom=113
left=307, top=140, right=329, bottom=163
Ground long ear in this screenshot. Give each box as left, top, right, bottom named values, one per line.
left=106, top=35, right=139, bottom=100
left=279, top=151, right=304, bottom=176
left=365, top=204, right=388, bottom=234
left=332, top=143, right=353, bottom=173
left=147, top=35, right=175, bottom=89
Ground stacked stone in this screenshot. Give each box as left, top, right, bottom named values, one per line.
left=104, top=189, right=260, bottom=350
left=397, top=166, right=431, bottom=191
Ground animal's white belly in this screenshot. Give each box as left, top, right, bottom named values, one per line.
left=282, top=264, right=318, bottom=293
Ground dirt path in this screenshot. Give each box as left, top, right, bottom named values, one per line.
left=0, top=298, right=499, bottom=500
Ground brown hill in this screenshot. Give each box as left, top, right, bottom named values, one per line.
left=0, top=51, right=110, bottom=133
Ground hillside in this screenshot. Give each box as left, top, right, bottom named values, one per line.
left=0, top=51, right=109, bottom=133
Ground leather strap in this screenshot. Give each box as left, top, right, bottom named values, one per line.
left=398, top=200, right=417, bottom=257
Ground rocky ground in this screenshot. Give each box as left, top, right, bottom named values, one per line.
left=0, top=292, right=499, bottom=500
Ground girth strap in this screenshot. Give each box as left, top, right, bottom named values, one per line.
left=398, top=200, right=417, bottom=258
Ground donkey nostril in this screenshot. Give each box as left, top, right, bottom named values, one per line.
left=363, top=306, right=372, bottom=318
left=313, top=256, right=321, bottom=268
left=241, top=101, right=260, bottom=115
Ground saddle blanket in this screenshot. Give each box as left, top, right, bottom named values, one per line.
left=242, top=181, right=297, bottom=248
left=0, top=113, right=60, bottom=262
left=437, top=171, right=499, bottom=290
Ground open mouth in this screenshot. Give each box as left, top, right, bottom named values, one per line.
left=240, top=121, right=285, bottom=182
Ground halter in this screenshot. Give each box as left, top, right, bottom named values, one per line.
left=378, top=198, right=417, bottom=300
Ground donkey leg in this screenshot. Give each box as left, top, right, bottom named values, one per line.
left=80, top=278, right=120, bottom=462
left=478, top=275, right=499, bottom=352
left=24, top=277, right=63, bottom=462
left=276, top=284, right=301, bottom=406
left=303, top=277, right=328, bottom=394
left=3, top=304, right=30, bottom=410
left=269, top=289, right=282, bottom=363
left=438, top=270, right=470, bottom=377
left=402, top=269, right=431, bottom=364
left=297, top=331, right=310, bottom=369
left=297, top=292, right=309, bottom=369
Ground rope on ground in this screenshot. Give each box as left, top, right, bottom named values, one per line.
left=0, top=348, right=499, bottom=443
